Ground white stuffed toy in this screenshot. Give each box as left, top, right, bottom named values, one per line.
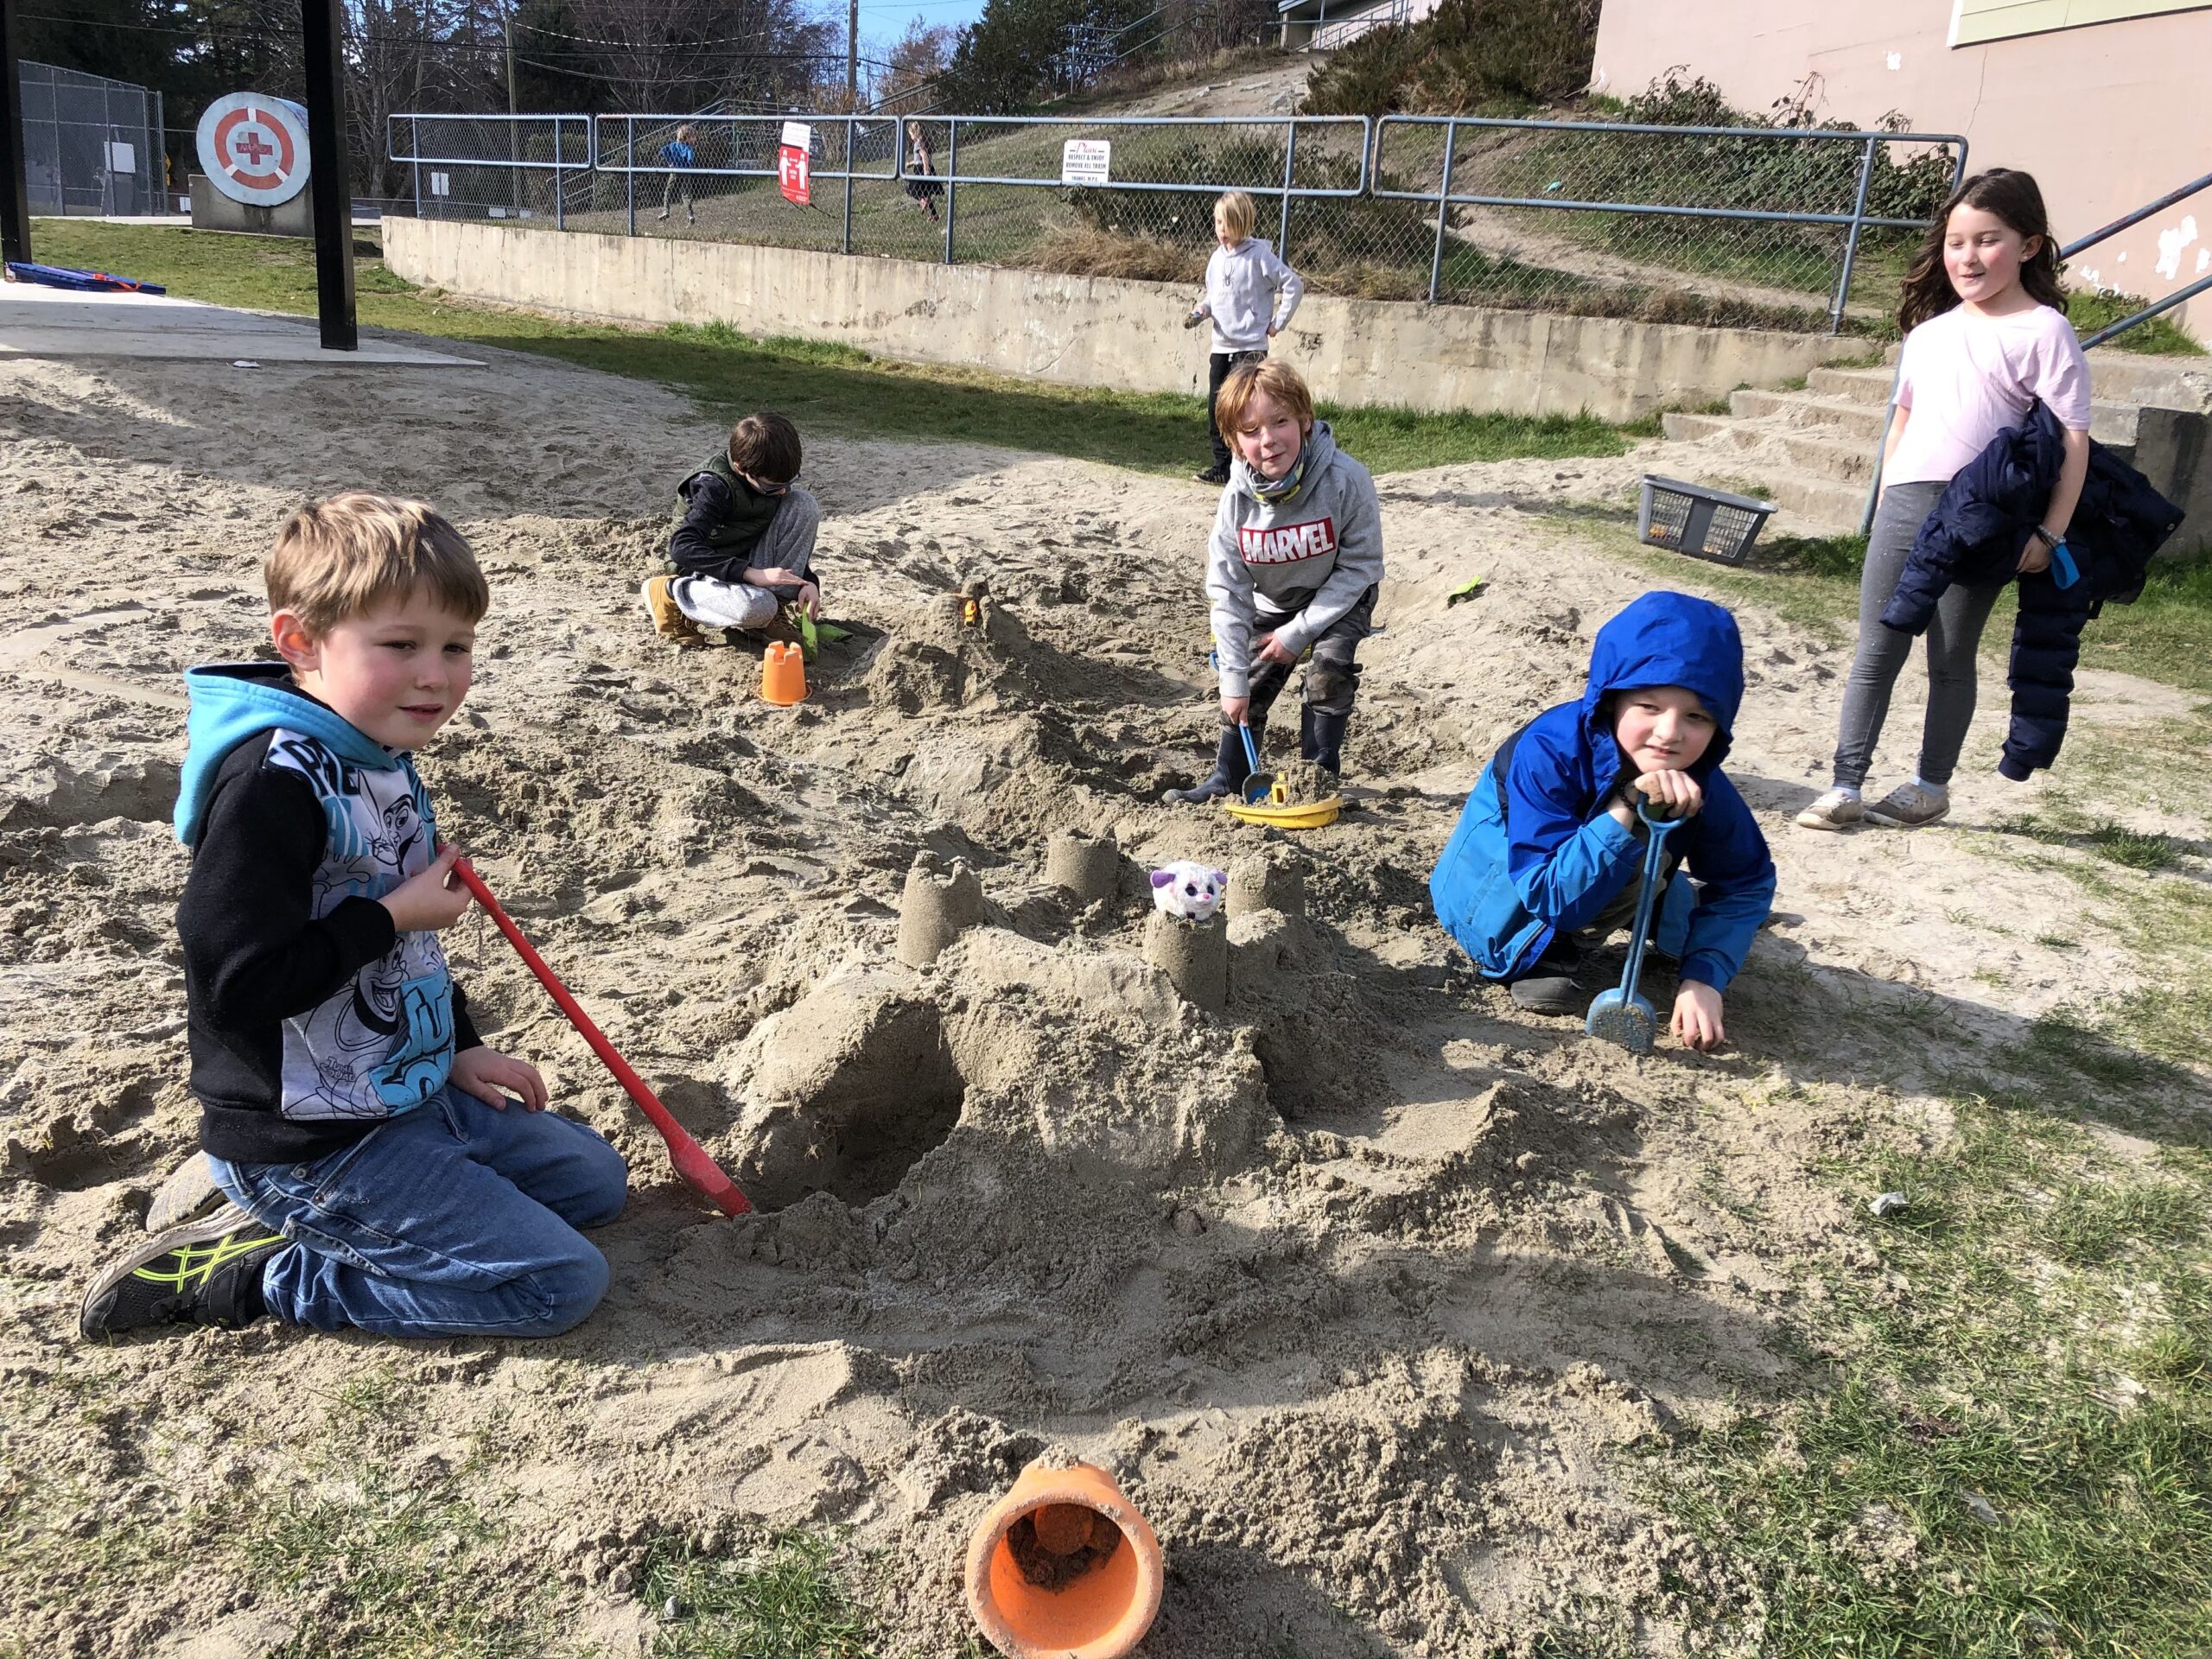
left=1149, top=861, right=1228, bottom=923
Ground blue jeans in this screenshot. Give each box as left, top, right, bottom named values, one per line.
left=208, top=1084, right=629, bottom=1339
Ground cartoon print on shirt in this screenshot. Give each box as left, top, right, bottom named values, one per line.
left=264, top=730, right=458, bottom=1122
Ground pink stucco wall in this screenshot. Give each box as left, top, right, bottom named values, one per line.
left=1592, top=1, right=2211, bottom=341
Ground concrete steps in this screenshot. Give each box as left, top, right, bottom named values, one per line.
left=1659, top=347, right=2212, bottom=536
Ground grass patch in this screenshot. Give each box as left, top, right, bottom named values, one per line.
left=2069, top=289, right=2209, bottom=357
left=1989, top=810, right=2183, bottom=872
left=238, top=1465, right=542, bottom=1659
left=644, top=1531, right=874, bottom=1658
left=28, top=220, right=1636, bottom=479
left=1648, top=1089, right=2212, bottom=1656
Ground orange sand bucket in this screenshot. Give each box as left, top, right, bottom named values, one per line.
left=760, top=639, right=806, bottom=705
left=964, top=1459, right=1163, bottom=1659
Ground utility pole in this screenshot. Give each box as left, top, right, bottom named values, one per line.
left=299, top=0, right=357, bottom=348
left=847, top=0, right=858, bottom=107
left=1, top=0, right=32, bottom=264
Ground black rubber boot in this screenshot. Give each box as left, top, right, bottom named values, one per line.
left=1163, top=725, right=1254, bottom=804
left=1301, top=708, right=1351, bottom=775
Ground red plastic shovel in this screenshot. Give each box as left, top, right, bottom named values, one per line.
left=452, top=858, right=752, bottom=1217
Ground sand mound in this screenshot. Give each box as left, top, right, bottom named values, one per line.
left=0, top=346, right=2191, bottom=1657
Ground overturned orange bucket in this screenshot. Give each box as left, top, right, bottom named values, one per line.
left=760, top=639, right=807, bottom=705
left=964, top=1459, right=1163, bottom=1659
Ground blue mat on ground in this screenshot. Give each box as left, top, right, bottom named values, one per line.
left=4, top=262, right=167, bottom=295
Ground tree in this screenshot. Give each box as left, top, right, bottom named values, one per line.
left=876, top=16, right=956, bottom=112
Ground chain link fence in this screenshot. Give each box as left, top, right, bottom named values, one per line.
left=1373, top=115, right=1967, bottom=331
left=18, top=60, right=167, bottom=217
left=389, top=106, right=1967, bottom=336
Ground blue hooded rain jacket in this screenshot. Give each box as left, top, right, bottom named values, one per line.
left=1429, top=591, right=1777, bottom=991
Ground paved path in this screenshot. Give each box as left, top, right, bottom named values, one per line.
left=0, top=279, right=480, bottom=367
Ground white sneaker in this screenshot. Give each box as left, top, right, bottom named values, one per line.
left=1795, top=787, right=1865, bottom=831
left=1866, top=781, right=1950, bottom=829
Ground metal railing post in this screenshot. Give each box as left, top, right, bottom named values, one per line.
left=554, top=122, right=564, bottom=230
left=1828, top=136, right=1877, bottom=334
left=1277, top=118, right=1296, bottom=260
left=411, top=117, right=422, bottom=219
left=1857, top=358, right=1904, bottom=535
left=842, top=116, right=854, bottom=255
left=626, top=118, right=636, bottom=237
left=1427, top=119, right=1457, bottom=304
left=944, top=119, right=957, bottom=265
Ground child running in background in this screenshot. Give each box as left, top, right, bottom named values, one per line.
left=905, top=121, right=943, bottom=224
left=1188, top=190, right=1304, bottom=486
left=79, top=494, right=628, bottom=1343
left=1164, top=359, right=1381, bottom=804
left=659, top=123, right=699, bottom=225
left=644, top=411, right=823, bottom=649
left=1797, top=168, right=2091, bottom=832
left=1429, top=592, right=1777, bottom=1052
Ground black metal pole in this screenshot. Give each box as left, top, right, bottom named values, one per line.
left=299, top=0, right=356, bottom=349
left=1, top=0, right=33, bottom=265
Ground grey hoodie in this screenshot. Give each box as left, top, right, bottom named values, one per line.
left=1195, top=236, right=1304, bottom=353
left=1206, top=420, right=1384, bottom=697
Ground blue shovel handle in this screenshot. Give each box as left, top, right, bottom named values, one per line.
left=1586, top=801, right=1681, bottom=1050
left=1237, top=722, right=1261, bottom=775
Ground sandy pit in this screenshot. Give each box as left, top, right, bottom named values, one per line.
left=0, top=340, right=2196, bottom=1656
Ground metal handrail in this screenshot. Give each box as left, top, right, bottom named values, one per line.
left=590, top=113, right=898, bottom=181
left=2078, top=272, right=2212, bottom=351
left=1375, top=113, right=1968, bottom=331
left=2063, top=169, right=2212, bottom=261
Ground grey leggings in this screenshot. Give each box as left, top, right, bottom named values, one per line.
left=1832, top=480, right=2004, bottom=790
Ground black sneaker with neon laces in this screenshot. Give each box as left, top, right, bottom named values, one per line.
left=79, top=1204, right=286, bottom=1340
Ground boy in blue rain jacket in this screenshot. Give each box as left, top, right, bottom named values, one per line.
left=1430, top=592, right=1776, bottom=1052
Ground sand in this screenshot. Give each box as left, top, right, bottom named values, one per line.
left=0, top=340, right=2192, bottom=1657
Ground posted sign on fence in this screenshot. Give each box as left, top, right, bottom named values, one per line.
left=1060, top=139, right=1111, bottom=187
left=779, top=121, right=811, bottom=207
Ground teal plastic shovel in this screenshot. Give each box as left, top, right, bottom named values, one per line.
left=1585, top=802, right=1681, bottom=1054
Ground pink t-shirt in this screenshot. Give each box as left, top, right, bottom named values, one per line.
left=1887, top=302, right=2092, bottom=486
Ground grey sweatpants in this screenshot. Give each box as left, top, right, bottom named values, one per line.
left=1832, top=479, right=2004, bottom=790
left=671, top=490, right=820, bottom=632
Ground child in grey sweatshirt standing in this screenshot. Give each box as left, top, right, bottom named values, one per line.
left=1189, top=189, right=1304, bottom=486
left=1165, top=359, right=1384, bottom=804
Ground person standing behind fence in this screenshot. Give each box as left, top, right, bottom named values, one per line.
left=1188, top=191, right=1304, bottom=486
left=659, top=124, right=699, bottom=225
left=1796, top=168, right=2091, bottom=834
left=904, top=121, right=944, bottom=224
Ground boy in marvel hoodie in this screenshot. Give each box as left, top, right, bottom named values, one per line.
left=1165, top=359, right=1384, bottom=804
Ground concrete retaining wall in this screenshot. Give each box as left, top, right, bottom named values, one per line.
left=381, top=218, right=1843, bottom=422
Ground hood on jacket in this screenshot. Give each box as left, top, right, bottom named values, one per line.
left=1577, top=591, right=1745, bottom=778
left=174, top=662, right=402, bottom=848
left=1230, top=418, right=1339, bottom=505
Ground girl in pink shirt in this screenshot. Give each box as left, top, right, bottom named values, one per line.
left=1799, top=168, right=2093, bottom=832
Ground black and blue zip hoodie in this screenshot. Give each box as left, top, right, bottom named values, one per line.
left=1429, top=592, right=1777, bottom=991
left=175, top=663, right=479, bottom=1166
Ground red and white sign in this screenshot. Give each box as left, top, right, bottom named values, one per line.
left=1238, top=518, right=1339, bottom=565
left=195, top=93, right=312, bottom=207
left=779, top=120, right=811, bottom=207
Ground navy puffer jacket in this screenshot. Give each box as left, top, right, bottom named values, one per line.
left=1880, top=402, right=2183, bottom=779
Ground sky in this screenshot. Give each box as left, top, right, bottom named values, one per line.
left=856, top=0, right=993, bottom=47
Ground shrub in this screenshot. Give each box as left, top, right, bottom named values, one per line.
left=1303, top=0, right=1600, bottom=117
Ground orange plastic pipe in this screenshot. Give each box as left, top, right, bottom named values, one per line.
left=965, top=1459, right=1164, bottom=1659
left=451, top=858, right=751, bottom=1217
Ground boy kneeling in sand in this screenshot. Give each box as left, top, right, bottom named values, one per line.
left=1164, top=359, right=1383, bottom=804
left=645, top=410, right=823, bottom=648
left=1428, top=593, right=1776, bottom=1052
left=81, top=495, right=628, bottom=1342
